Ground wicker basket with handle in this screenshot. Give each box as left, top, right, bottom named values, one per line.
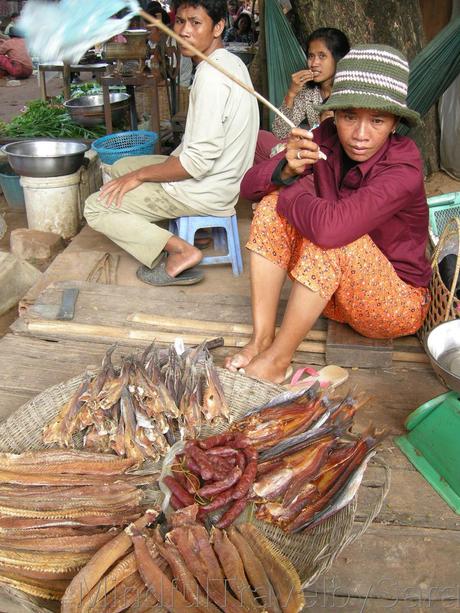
left=419, top=216, right=460, bottom=345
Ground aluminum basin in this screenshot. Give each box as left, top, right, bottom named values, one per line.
left=64, top=93, right=130, bottom=128
left=426, top=320, right=460, bottom=392
left=1, top=140, right=89, bottom=178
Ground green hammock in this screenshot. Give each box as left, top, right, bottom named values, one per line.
left=399, top=15, right=460, bottom=134
left=263, top=0, right=459, bottom=134
left=265, top=0, right=305, bottom=125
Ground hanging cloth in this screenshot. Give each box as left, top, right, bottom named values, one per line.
left=399, top=15, right=460, bottom=134
left=265, top=0, right=305, bottom=124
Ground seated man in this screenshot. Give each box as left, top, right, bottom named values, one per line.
left=85, top=0, right=259, bottom=286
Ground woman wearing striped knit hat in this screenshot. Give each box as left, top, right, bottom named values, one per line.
left=225, top=44, right=431, bottom=384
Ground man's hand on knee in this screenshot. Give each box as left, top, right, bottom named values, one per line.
left=98, top=170, right=143, bottom=208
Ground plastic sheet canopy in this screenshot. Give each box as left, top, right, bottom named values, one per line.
left=17, top=0, right=139, bottom=64
left=264, top=0, right=306, bottom=125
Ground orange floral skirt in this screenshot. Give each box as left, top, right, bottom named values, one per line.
left=247, top=193, right=430, bottom=339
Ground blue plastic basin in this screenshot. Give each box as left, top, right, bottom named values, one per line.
left=0, top=163, right=26, bottom=209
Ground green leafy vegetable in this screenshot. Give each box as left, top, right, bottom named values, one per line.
left=0, top=100, right=108, bottom=140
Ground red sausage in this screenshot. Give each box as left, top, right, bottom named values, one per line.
left=163, top=476, right=195, bottom=506
left=232, top=434, right=253, bottom=449
left=243, top=446, right=258, bottom=463
left=172, top=467, right=189, bottom=489
left=206, top=446, right=238, bottom=457
left=198, top=433, right=235, bottom=450
left=198, top=467, right=242, bottom=498
left=185, top=456, right=202, bottom=476
left=235, top=451, right=246, bottom=472
left=201, top=488, right=234, bottom=512
left=169, top=494, right=184, bottom=510
left=232, top=460, right=257, bottom=500
left=215, top=496, right=248, bottom=528
left=185, top=446, right=215, bottom=481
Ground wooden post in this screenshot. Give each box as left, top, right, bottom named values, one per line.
left=101, top=79, right=113, bottom=134
left=63, top=63, right=71, bottom=101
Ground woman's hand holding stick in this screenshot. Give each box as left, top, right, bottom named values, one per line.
left=281, top=127, right=324, bottom=181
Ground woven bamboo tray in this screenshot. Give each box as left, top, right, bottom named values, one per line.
left=0, top=368, right=389, bottom=612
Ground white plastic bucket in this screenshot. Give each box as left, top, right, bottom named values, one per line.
left=20, top=170, right=81, bottom=239
left=101, top=162, right=112, bottom=185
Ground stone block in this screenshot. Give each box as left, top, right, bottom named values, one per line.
left=10, top=228, right=64, bottom=261
left=0, top=253, right=41, bottom=316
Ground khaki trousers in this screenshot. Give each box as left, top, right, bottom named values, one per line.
left=85, top=155, right=204, bottom=267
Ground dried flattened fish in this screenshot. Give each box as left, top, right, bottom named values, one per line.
left=227, top=525, right=282, bottom=613
left=212, top=528, right=263, bottom=612
left=0, top=449, right=136, bottom=475
left=202, top=357, right=230, bottom=422
left=129, top=526, right=201, bottom=613
left=80, top=551, right=137, bottom=613
left=42, top=376, right=91, bottom=446
left=237, top=523, right=304, bottom=613
left=61, top=509, right=160, bottom=613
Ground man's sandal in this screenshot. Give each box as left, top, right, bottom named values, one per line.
left=137, top=260, right=204, bottom=286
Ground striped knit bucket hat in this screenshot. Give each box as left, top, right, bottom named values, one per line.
left=316, top=44, right=420, bottom=127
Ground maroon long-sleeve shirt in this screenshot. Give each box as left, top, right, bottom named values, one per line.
left=241, top=119, right=431, bottom=288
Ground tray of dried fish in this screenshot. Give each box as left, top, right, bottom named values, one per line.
left=42, top=342, right=231, bottom=464
left=56, top=505, right=306, bottom=613
left=0, top=343, right=390, bottom=612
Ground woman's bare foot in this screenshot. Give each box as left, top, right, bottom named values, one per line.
left=164, top=236, right=203, bottom=277
left=224, top=336, right=273, bottom=372
left=243, top=351, right=291, bottom=384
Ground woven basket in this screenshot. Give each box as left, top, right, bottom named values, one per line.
left=419, top=217, right=460, bottom=346
left=0, top=368, right=389, bottom=610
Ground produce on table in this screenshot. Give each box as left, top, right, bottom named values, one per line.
left=62, top=504, right=304, bottom=613
left=0, top=450, right=159, bottom=601
left=162, top=432, right=258, bottom=528
left=0, top=99, right=106, bottom=140
left=232, top=383, right=386, bottom=532
left=43, top=343, right=230, bottom=464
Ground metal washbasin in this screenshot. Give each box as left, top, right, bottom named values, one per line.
left=426, top=319, right=460, bottom=392
left=0, top=140, right=89, bottom=177
left=64, top=93, right=130, bottom=128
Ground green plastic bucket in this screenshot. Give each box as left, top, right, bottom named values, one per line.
left=0, top=163, right=26, bottom=209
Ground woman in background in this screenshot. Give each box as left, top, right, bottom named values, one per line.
left=255, top=27, right=349, bottom=162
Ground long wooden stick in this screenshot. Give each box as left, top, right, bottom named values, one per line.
left=128, top=312, right=327, bottom=341
left=25, top=320, right=325, bottom=353
left=23, top=319, right=429, bottom=362
left=139, top=9, right=296, bottom=130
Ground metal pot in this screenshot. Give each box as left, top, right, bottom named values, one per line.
left=64, top=93, right=130, bottom=128
left=426, top=320, right=460, bottom=392
left=0, top=140, right=89, bottom=178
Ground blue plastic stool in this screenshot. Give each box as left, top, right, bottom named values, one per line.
left=169, top=215, right=243, bottom=276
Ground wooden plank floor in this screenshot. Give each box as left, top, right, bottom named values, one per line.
left=0, top=214, right=458, bottom=611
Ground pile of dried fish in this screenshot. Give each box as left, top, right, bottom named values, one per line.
left=62, top=505, right=305, bottom=613
left=162, top=432, right=258, bottom=528
left=43, top=342, right=229, bottom=465
left=0, top=449, right=157, bottom=601
left=233, top=384, right=385, bottom=532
